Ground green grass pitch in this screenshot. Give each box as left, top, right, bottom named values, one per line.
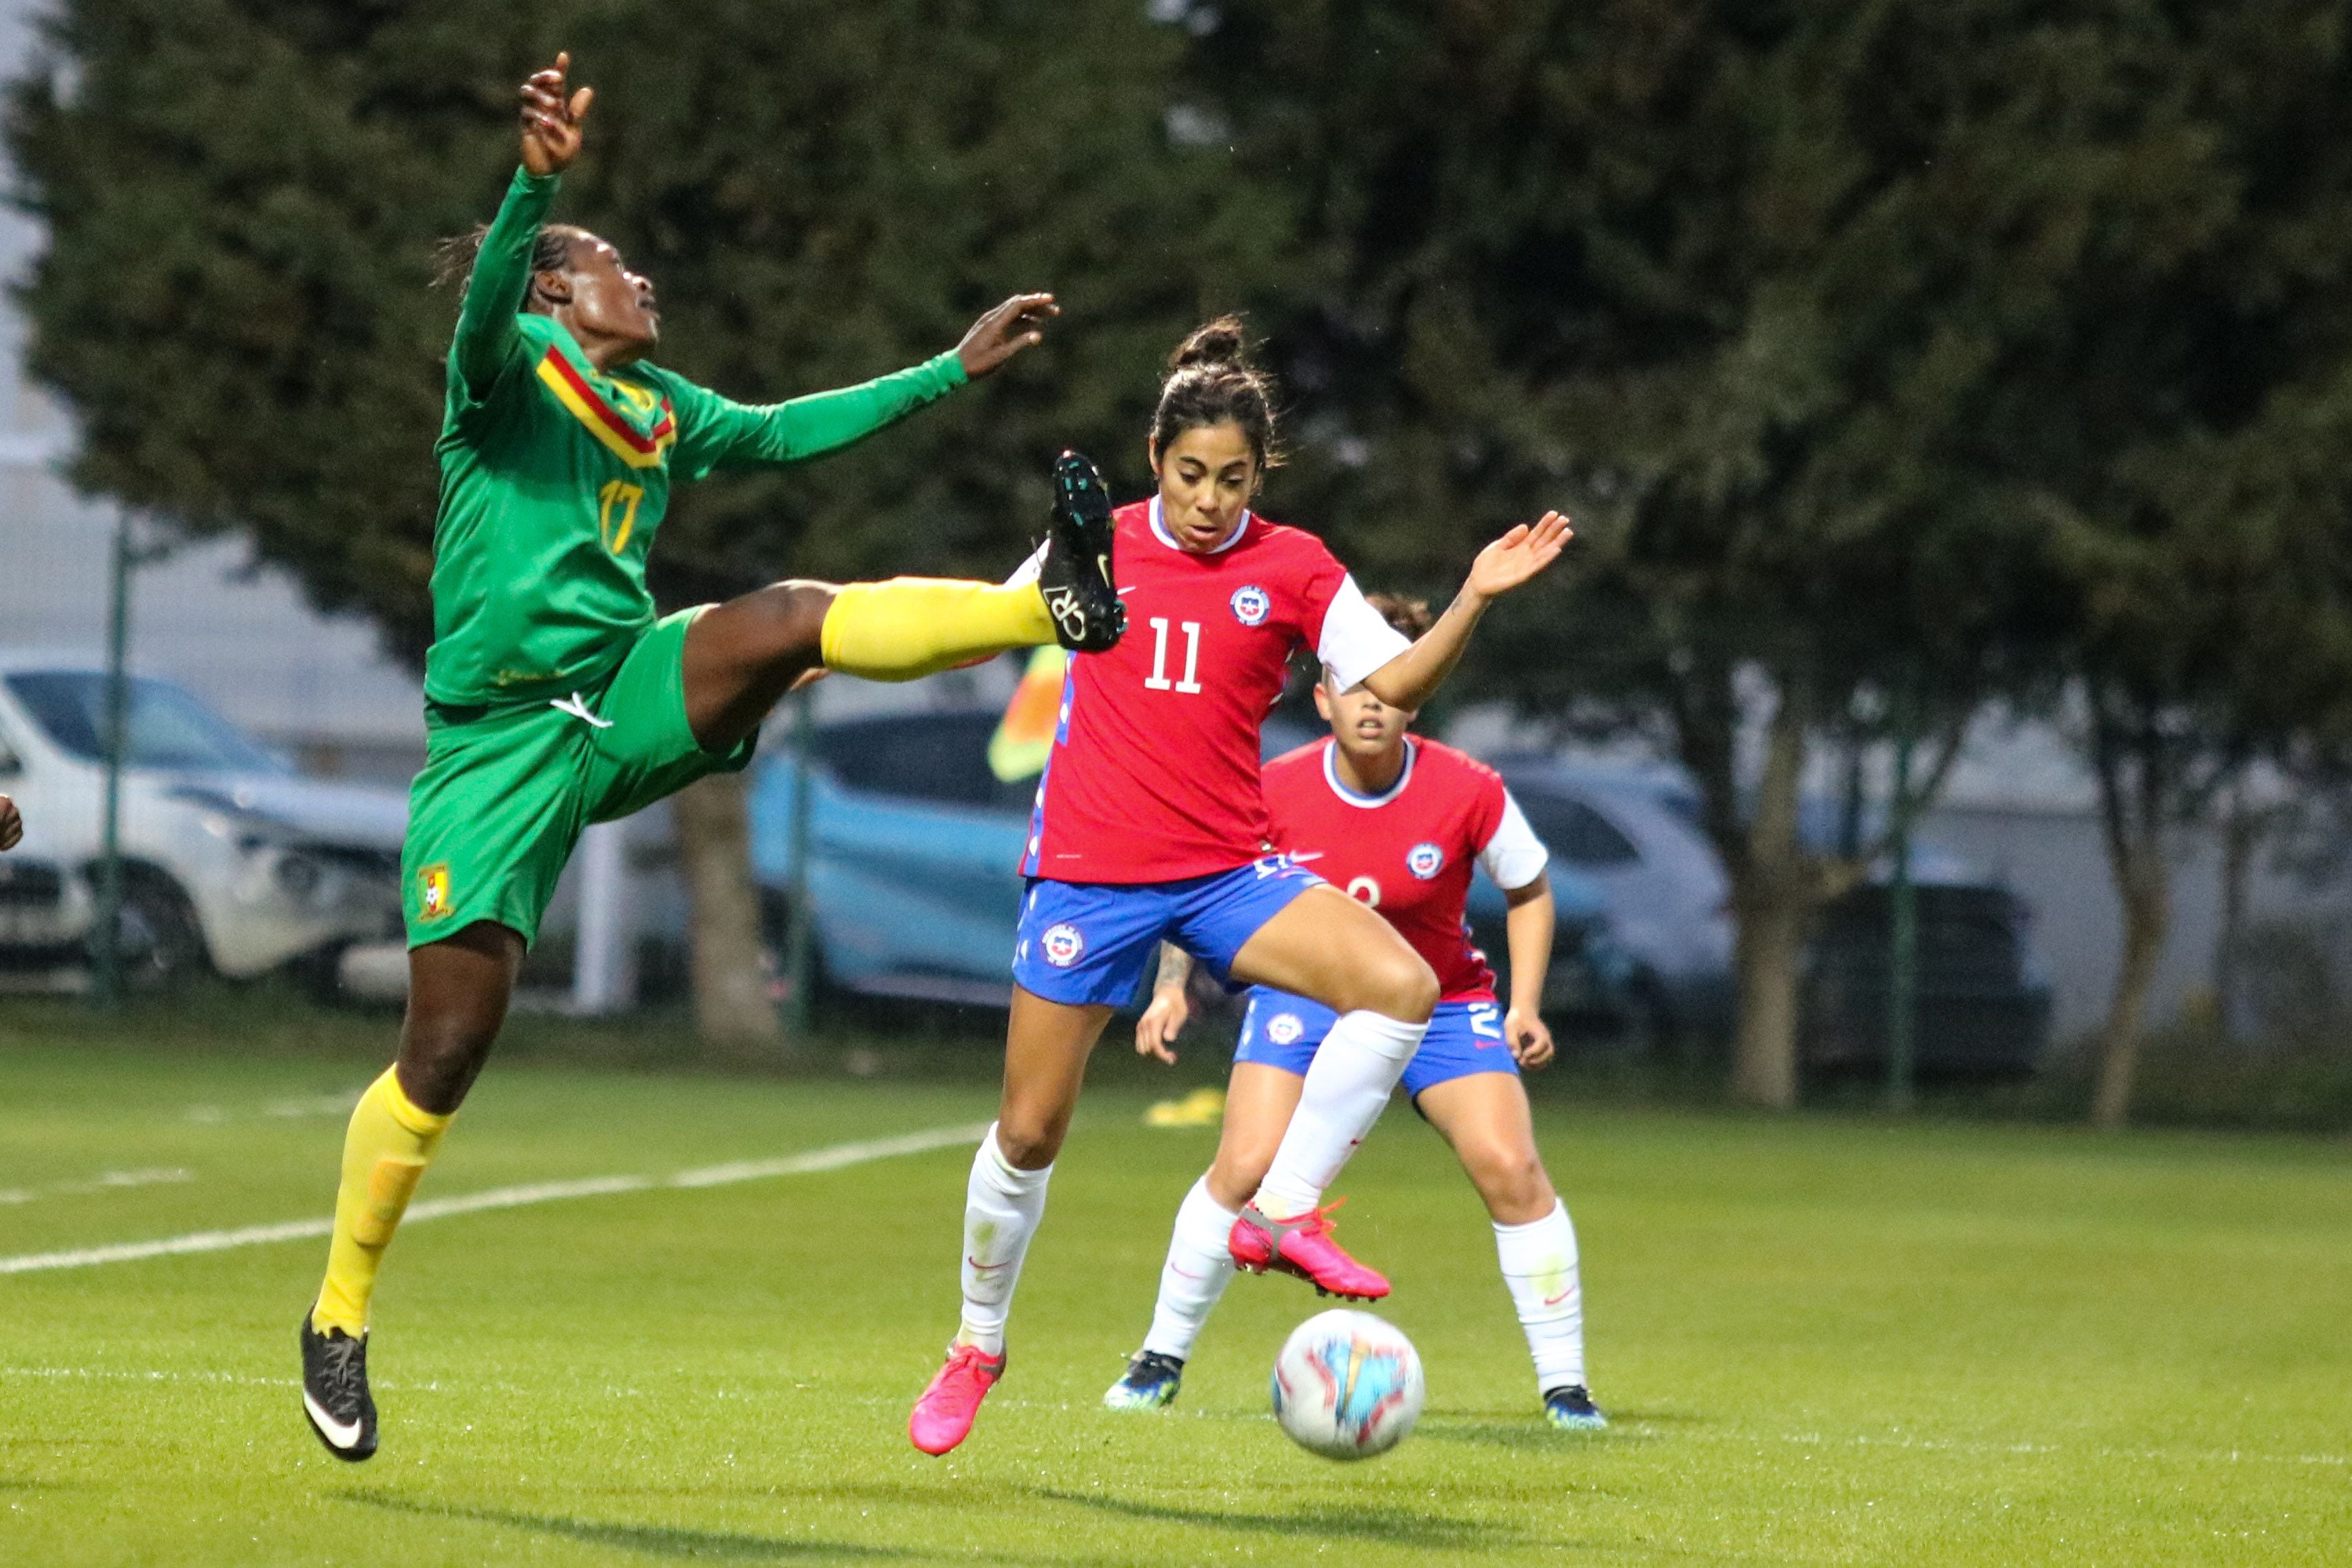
left=1, top=1021, right=2345, bottom=1565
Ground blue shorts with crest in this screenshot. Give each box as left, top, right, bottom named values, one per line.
left=1234, top=990, right=1519, bottom=1098
left=1012, top=856, right=1323, bottom=1008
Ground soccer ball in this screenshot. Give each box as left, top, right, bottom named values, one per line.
left=1269, top=1309, right=1425, bottom=1460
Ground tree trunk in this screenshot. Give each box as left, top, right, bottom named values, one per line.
left=2087, top=706, right=2172, bottom=1129
left=673, top=771, right=785, bottom=1058
left=1731, top=878, right=1807, bottom=1107
left=2213, top=786, right=2259, bottom=1041
left=2091, top=845, right=2168, bottom=1128
left=1729, top=673, right=1813, bottom=1109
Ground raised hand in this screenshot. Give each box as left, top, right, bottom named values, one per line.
left=519, top=52, right=594, bottom=177
left=956, top=294, right=1060, bottom=379
left=1465, top=510, right=1573, bottom=603
left=0, top=793, right=19, bottom=852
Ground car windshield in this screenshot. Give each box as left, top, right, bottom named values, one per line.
left=5, top=671, right=288, bottom=773
left=1516, top=789, right=1642, bottom=867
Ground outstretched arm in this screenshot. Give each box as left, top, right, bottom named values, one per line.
left=1358, top=512, right=1571, bottom=710
left=666, top=294, right=1058, bottom=476
left=453, top=54, right=594, bottom=399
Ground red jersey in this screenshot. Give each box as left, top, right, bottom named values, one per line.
left=1260, top=736, right=1550, bottom=1003
left=1022, top=497, right=1410, bottom=883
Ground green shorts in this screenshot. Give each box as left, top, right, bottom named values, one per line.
left=401, top=606, right=756, bottom=948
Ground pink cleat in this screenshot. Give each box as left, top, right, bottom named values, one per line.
left=909, top=1343, right=1006, bottom=1456
left=1229, top=1200, right=1389, bottom=1300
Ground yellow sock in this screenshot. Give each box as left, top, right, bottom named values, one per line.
left=819, top=578, right=1054, bottom=682
left=310, top=1067, right=452, bottom=1337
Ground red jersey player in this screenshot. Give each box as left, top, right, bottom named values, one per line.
left=1107, top=594, right=1606, bottom=1431
left=907, top=319, right=1571, bottom=1455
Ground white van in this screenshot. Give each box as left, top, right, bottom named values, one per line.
left=0, top=652, right=408, bottom=986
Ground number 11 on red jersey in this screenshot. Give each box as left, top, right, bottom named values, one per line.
left=1143, top=617, right=1204, bottom=694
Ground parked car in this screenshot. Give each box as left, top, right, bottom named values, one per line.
left=0, top=654, right=408, bottom=986
left=747, top=711, right=1641, bottom=1026
left=1803, top=883, right=2053, bottom=1075
left=0, top=852, right=91, bottom=985
left=1491, top=759, right=1738, bottom=1040
left=1488, top=755, right=2053, bottom=1072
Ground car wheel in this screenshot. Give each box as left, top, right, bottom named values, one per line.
left=105, top=871, right=208, bottom=990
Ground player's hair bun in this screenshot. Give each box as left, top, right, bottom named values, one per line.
left=1153, top=315, right=1283, bottom=470
left=1169, top=315, right=1249, bottom=373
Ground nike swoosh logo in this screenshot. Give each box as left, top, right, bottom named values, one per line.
left=966, top=1257, right=1011, bottom=1273
left=302, top=1389, right=364, bottom=1449
left=549, top=693, right=614, bottom=730
left=1287, top=852, right=1324, bottom=863
left=1541, top=1289, right=1574, bottom=1307
left=1169, top=1264, right=1205, bottom=1280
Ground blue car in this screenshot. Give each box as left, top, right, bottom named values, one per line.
left=747, top=710, right=1638, bottom=1025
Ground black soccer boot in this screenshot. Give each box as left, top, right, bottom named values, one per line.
left=300, top=1311, right=379, bottom=1461
left=1037, top=449, right=1125, bottom=653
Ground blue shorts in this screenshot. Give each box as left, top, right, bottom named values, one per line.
left=1012, top=857, right=1323, bottom=1007
left=1235, top=990, right=1520, bottom=1099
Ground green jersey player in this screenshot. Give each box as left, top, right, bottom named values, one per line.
left=298, top=52, right=1122, bottom=1462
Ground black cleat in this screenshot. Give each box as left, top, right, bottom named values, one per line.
left=300, top=1312, right=378, bottom=1462
left=1038, top=450, right=1125, bottom=653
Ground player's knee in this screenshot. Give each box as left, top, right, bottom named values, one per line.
left=1465, top=1141, right=1554, bottom=1223
left=1366, top=954, right=1439, bottom=1022
left=394, top=1013, right=496, bottom=1115
left=757, top=579, right=838, bottom=655
left=994, top=1116, right=1065, bottom=1172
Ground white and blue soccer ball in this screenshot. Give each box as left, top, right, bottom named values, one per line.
left=1270, top=1309, right=1425, bottom=1460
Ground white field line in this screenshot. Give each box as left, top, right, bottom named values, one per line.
left=0, top=1120, right=988, bottom=1277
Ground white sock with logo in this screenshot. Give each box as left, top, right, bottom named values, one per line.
left=1251, top=1009, right=1427, bottom=1220
left=1140, top=1175, right=1239, bottom=1361
left=1494, top=1200, right=1587, bottom=1393
left=954, top=1125, right=1052, bottom=1356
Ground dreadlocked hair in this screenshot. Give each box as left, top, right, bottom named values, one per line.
left=430, top=222, right=579, bottom=302
left=1152, top=314, right=1284, bottom=470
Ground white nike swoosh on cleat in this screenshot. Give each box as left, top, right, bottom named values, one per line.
left=302, top=1388, right=365, bottom=1450
left=549, top=693, right=614, bottom=730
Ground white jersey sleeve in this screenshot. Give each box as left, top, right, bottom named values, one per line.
left=1317, top=574, right=1415, bottom=692
left=1477, top=789, right=1551, bottom=891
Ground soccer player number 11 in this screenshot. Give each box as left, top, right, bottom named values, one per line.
left=1143, top=617, right=1205, bottom=694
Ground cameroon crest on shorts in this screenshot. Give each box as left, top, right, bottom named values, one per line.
left=418, top=862, right=454, bottom=922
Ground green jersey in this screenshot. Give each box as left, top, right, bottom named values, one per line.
left=423, top=167, right=967, bottom=707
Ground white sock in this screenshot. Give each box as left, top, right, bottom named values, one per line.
left=1252, top=1010, right=1427, bottom=1218
left=1494, top=1200, right=1587, bottom=1393
left=1140, top=1176, right=1239, bottom=1361
left=954, top=1125, right=1052, bottom=1356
